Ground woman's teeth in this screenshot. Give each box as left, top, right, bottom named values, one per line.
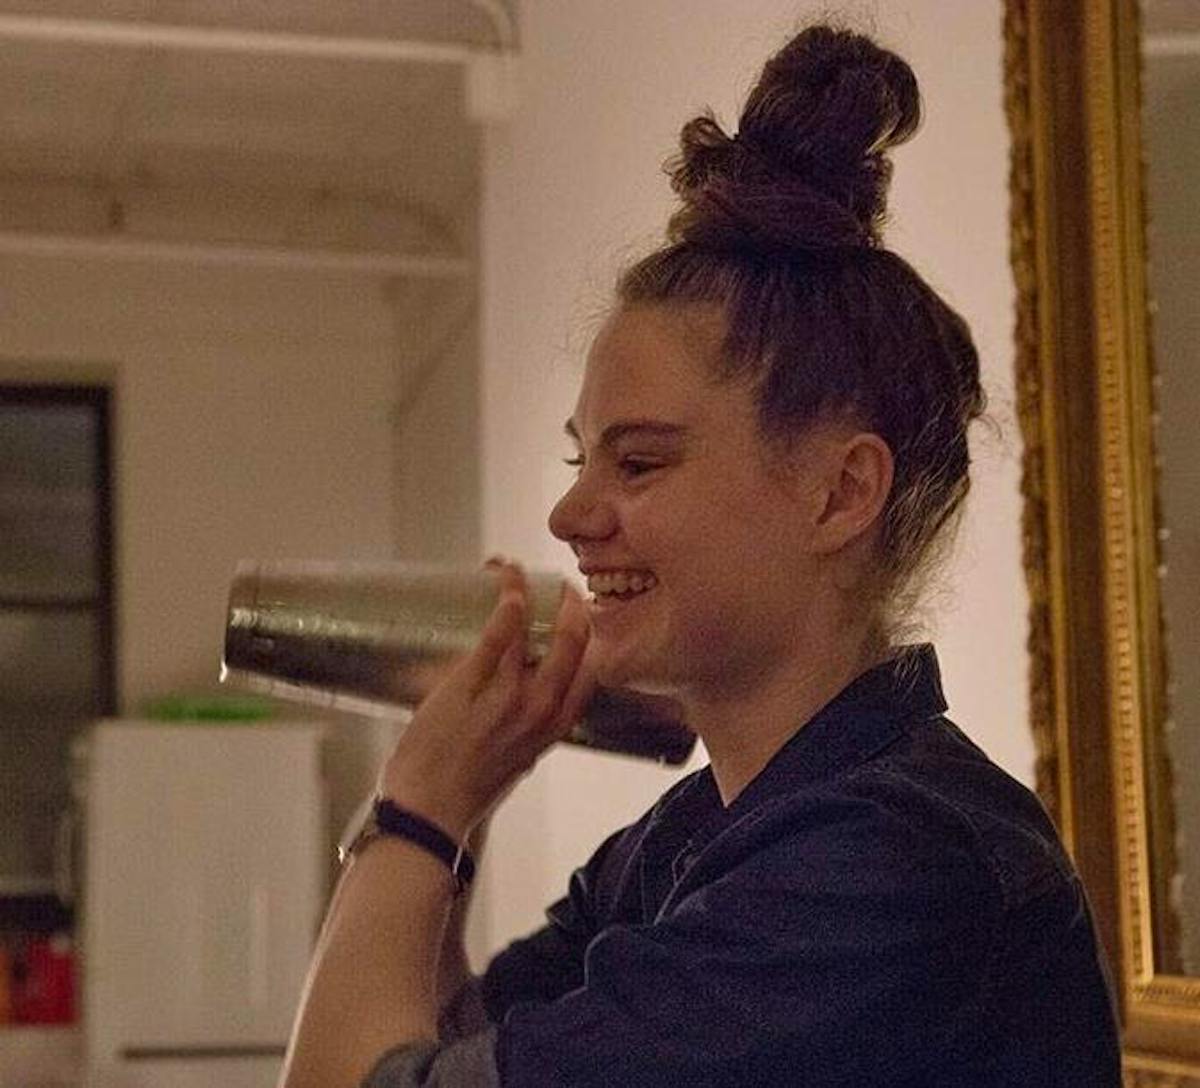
left=587, top=570, right=658, bottom=598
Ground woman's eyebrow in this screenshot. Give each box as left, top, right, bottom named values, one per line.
left=563, top=418, right=692, bottom=447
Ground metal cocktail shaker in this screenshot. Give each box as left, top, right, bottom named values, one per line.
left=220, top=560, right=696, bottom=765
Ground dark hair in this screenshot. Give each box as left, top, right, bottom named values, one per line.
left=618, top=24, right=986, bottom=637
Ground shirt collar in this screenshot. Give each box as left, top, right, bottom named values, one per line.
left=669, top=644, right=948, bottom=834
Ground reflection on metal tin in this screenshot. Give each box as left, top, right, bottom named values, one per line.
left=221, top=560, right=696, bottom=765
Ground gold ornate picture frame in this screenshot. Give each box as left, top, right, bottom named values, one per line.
left=1005, top=0, right=1200, bottom=1081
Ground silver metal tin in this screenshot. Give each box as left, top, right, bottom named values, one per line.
left=221, top=560, right=695, bottom=764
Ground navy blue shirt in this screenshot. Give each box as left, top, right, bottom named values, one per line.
left=478, top=645, right=1120, bottom=1086
left=366, top=645, right=1121, bottom=1086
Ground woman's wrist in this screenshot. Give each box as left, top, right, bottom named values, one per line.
left=369, top=798, right=476, bottom=893
left=377, top=767, right=478, bottom=843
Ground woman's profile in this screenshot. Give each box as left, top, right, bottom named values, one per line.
left=279, top=23, right=1121, bottom=1087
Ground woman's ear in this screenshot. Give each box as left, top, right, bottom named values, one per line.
left=810, top=430, right=894, bottom=554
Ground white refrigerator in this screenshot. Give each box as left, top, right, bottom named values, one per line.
left=77, top=720, right=328, bottom=1088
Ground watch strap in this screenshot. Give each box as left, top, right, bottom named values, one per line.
left=371, top=797, right=476, bottom=893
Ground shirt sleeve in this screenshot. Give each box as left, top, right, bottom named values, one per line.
left=359, top=822, right=638, bottom=1088
left=480, top=824, right=632, bottom=1020
left=438, top=977, right=490, bottom=1041
left=492, top=786, right=1003, bottom=1088
left=361, top=1028, right=500, bottom=1088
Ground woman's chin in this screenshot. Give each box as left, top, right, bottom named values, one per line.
left=588, top=645, right=673, bottom=695
left=590, top=657, right=631, bottom=691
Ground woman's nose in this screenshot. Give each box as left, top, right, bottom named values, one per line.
left=548, top=473, right=614, bottom=545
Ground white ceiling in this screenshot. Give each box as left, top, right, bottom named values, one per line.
left=0, top=2, right=505, bottom=265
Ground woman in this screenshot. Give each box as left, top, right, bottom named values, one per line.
left=280, top=24, right=1120, bottom=1087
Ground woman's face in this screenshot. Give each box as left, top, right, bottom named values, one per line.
left=548, top=304, right=835, bottom=697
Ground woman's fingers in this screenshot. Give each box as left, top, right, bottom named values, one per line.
left=489, top=560, right=527, bottom=601
left=459, top=563, right=529, bottom=695
left=383, top=569, right=592, bottom=832
left=557, top=642, right=598, bottom=735
left=554, top=587, right=597, bottom=730
left=451, top=566, right=592, bottom=736
left=525, top=584, right=591, bottom=730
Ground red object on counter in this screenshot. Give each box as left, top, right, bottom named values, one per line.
left=0, top=943, right=12, bottom=1023
left=14, top=934, right=75, bottom=1024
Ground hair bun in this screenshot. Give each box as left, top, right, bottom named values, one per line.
left=667, top=25, right=921, bottom=252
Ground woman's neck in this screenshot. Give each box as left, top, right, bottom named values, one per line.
left=687, top=627, right=888, bottom=806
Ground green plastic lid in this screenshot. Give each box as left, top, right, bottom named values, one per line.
left=143, top=694, right=276, bottom=723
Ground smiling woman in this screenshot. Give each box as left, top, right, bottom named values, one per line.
left=549, top=302, right=901, bottom=800
left=278, top=21, right=1121, bottom=1088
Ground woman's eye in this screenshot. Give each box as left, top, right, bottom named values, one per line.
left=561, top=454, right=661, bottom=478
left=620, top=458, right=660, bottom=478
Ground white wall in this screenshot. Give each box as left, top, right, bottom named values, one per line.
left=1, top=257, right=403, bottom=709
left=0, top=256, right=485, bottom=866
left=475, top=0, right=1027, bottom=957
left=389, top=278, right=482, bottom=565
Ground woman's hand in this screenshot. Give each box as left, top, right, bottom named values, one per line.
left=377, top=562, right=594, bottom=840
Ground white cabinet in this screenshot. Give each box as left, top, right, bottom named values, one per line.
left=81, top=721, right=328, bottom=1088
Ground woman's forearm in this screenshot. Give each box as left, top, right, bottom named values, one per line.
left=278, top=571, right=590, bottom=1087
left=434, top=816, right=492, bottom=1032
left=278, top=837, right=457, bottom=1088
left=436, top=895, right=475, bottom=1027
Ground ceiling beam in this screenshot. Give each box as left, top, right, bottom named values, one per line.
left=0, top=229, right=472, bottom=278
left=0, top=14, right=502, bottom=66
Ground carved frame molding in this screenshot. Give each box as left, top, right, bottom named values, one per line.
left=1005, top=0, right=1200, bottom=1081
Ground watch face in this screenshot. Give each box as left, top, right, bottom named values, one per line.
left=337, top=792, right=379, bottom=864
left=339, top=826, right=379, bottom=865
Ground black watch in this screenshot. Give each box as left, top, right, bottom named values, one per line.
left=338, top=793, right=476, bottom=893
